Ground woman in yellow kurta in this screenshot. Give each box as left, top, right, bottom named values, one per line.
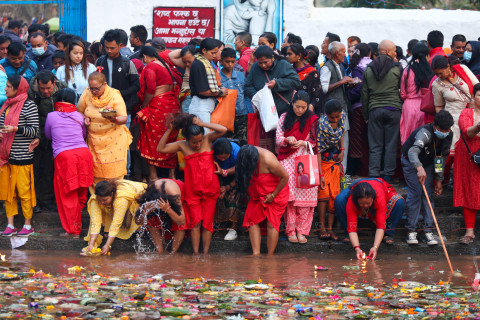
left=82, top=179, right=147, bottom=255
left=77, top=72, right=132, bottom=185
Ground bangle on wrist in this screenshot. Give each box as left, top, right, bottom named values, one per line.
left=353, top=245, right=360, bottom=251
left=373, top=245, right=378, bottom=249
left=340, top=147, right=345, bottom=151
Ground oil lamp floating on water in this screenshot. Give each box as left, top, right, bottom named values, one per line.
left=0, top=253, right=6, bottom=262
left=314, top=265, right=328, bottom=271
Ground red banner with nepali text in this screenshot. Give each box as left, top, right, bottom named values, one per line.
left=153, top=7, right=216, bottom=48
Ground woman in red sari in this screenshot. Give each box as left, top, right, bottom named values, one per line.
left=137, top=46, right=182, bottom=181
left=157, top=114, right=227, bottom=254
left=236, top=145, right=289, bottom=255
left=286, top=44, right=325, bottom=115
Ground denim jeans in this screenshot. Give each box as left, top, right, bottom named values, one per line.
left=401, top=156, right=435, bottom=232
left=335, top=185, right=405, bottom=236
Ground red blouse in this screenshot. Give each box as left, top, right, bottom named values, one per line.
left=346, top=179, right=394, bottom=233
left=142, top=62, right=175, bottom=95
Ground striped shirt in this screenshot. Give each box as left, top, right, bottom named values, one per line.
left=0, top=100, right=39, bottom=165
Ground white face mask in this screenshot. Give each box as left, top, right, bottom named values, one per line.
left=464, top=51, right=472, bottom=62
left=32, top=47, right=45, bottom=56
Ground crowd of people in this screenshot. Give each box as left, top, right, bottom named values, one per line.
left=1, top=18, right=479, bottom=258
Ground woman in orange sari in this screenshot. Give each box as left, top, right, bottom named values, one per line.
left=137, top=46, right=182, bottom=181
left=77, top=72, right=132, bottom=186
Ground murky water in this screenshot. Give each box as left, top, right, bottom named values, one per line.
left=4, top=250, right=478, bottom=288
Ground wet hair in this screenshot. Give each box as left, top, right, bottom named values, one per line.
left=57, top=88, right=77, bottom=104
left=297, top=162, right=304, bottom=174
left=235, top=145, right=260, bottom=194
left=254, top=45, right=274, bottom=59
left=95, top=180, right=117, bottom=197
left=173, top=113, right=204, bottom=141
left=52, top=50, right=66, bottom=60
left=407, top=39, right=419, bottom=53
left=7, top=42, right=25, bottom=56
left=136, top=182, right=182, bottom=229
left=36, top=70, right=56, bottom=84
left=237, top=31, right=252, bottom=47
left=427, top=30, right=444, bottom=48
left=212, top=137, right=232, bottom=156
left=88, top=71, right=107, bottom=83
left=139, top=45, right=170, bottom=70
left=451, top=34, right=466, bottom=46
left=7, top=75, right=22, bottom=90
left=221, top=47, right=236, bottom=60
left=64, top=39, right=88, bottom=83
left=349, top=43, right=371, bottom=71
left=395, top=46, right=405, bottom=60
left=404, top=43, right=433, bottom=93
left=103, top=29, right=122, bottom=45
left=286, top=32, right=302, bottom=45
left=259, top=32, right=277, bottom=47
left=347, top=36, right=361, bottom=44
left=188, top=38, right=202, bottom=47
left=180, top=45, right=197, bottom=57
left=130, top=25, right=148, bottom=44
left=368, top=42, right=379, bottom=59
left=283, top=90, right=312, bottom=132
left=199, top=38, right=218, bottom=53
left=434, top=110, right=454, bottom=131
left=324, top=99, right=343, bottom=115
left=350, top=182, right=376, bottom=208
left=0, top=35, right=10, bottom=46
left=326, top=32, right=340, bottom=43
left=29, top=32, right=46, bottom=42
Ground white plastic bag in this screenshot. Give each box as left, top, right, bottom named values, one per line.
left=251, top=85, right=279, bottom=132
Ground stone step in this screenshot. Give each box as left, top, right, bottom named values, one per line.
left=0, top=228, right=477, bottom=256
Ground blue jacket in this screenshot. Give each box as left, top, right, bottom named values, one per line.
left=220, top=69, right=252, bottom=115
left=0, top=56, right=38, bottom=82
left=26, top=46, right=54, bottom=72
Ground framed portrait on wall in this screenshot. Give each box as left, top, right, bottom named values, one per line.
left=220, top=0, right=283, bottom=47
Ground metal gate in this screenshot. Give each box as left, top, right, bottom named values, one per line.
left=0, top=0, right=86, bottom=39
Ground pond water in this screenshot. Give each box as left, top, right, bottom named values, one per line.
left=5, top=250, right=478, bottom=288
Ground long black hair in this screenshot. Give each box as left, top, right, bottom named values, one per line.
left=349, top=43, right=371, bottom=71
left=140, top=45, right=170, bottom=70
left=404, top=43, right=433, bottom=93
left=173, top=113, right=204, bottom=141
left=350, top=181, right=376, bottom=208
left=283, top=90, right=312, bottom=132
left=235, top=145, right=259, bottom=194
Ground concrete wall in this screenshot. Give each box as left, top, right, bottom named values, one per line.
left=87, top=0, right=480, bottom=51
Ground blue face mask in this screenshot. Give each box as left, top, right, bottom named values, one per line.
left=434, top=129, right=449, bottom=139
left=32, top=47, right=45, bottom=56
left=464, top=51, right=472, bottom=62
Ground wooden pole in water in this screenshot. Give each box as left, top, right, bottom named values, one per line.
left=422, top=184, right=454, bottom=273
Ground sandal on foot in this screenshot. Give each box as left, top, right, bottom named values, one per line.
left=383, top=235, right=394, bottom=245
left=459, top=235, right=475, bottom=244
left=327, top=230, right=339, bottom=241
left=288, top=235, right=298, bottom=243
left=297, top=234, right=308, bottom=244
left=318, top=229, right=330, bottom=240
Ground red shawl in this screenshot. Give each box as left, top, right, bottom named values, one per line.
left=297, top=65, right=316, bottom=81
left=54, top=101, right=77, bottom=113
left=277, top=113, right=318, bottom=161
left=0, top=77, right=29, bottom=167
left=452, top=64, right=474, bottom=97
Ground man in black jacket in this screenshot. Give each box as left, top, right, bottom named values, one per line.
left=96, top=29, right=140, bottom=177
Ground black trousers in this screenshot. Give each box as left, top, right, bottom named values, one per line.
left=33, top=137, right=55, bottom=205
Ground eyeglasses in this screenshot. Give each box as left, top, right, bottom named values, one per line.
left=89, top=83, right=105, bottom=92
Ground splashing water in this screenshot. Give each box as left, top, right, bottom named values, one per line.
left=133, top=200, right=175, bottom=254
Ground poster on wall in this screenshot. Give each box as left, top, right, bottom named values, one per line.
left=153, top=7, right=216, bottom=48
left=221, top=0, right=283, bottom=47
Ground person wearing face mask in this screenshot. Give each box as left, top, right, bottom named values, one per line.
left=464, top=41, right=480, bottom=79
left=26, top=33, right=54, bottom=72
left=402, top=110, right=454, bottom=246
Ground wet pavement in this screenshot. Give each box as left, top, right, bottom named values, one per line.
left=0, top=250, right=479, bottom=319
